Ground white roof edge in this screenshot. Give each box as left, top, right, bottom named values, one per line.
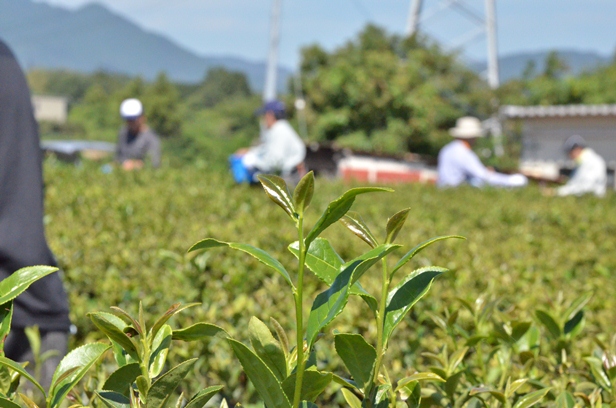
left=500, top=104, right=616, bottom=118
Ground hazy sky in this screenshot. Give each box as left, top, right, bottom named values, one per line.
left=37, top=0, right=616, bottom=68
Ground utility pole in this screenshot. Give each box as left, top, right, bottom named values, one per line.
left=263, top=0, right=281, bottom=102
left=406, top=0, right=423, bottom=36
left=485, top=0, right=499, bottom=89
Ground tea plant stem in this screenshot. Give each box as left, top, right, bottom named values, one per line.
left=372, top=258, right=390, bottom=388
left=293, top=217, right=307, bottom=408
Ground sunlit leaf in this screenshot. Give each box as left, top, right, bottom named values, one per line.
left=88, top=312, right=139, bottom=361
left=184, top=386, right=224, bottom=408
left=385, top=208, right=410, bottom=244
left=512, top=387, right=552, bottom=408
left=149, top=324, right=172, bottom=378
left=305, top=187, right=392, bottom=248
left=535, top=310, right=561, bottom=339
left=293, top=171, right=314, bottom=216
left=340, top=211, right=378, bottom=248
left=0, top=266, right=57, bottom=305
left=0, top=357, right=44, bottom=397
left=340, top=388, right=362, bottom=408
left=48, top=343, right=111, bottom=408
left=257, top=174, right=297, bottom=221
left=188, top=239, right=293, bottom=288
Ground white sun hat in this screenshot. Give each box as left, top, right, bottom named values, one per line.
left=449, top=116, right=485, bottom=139
left=119, top=98, right=143, bottom=120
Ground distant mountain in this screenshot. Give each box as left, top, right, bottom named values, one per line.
left=0, top=0, right=292, bottom=91
left=471, top=50, right=612, bottom=83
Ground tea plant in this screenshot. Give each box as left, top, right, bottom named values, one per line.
left=0, top=266, right=110, bottom=408
left=190, top=172, right=400, bottom=407
left=295, top=208, right=462, bottom=407
left=88, top=302, right=226, bottom=408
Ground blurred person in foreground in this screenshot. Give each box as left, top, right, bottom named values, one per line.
left=230, top=100, right=306, bottom=184
left=0, top=38, right=71, bottom=389
left=116, top=98, right=161, bottom=170
left=552, top=135, right=606, bottom=197
left=437, top=116, right=528, bottom=188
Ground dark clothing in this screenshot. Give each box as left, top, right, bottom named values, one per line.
left=116, top=126, right=161, bottom=168
left=0, top=39, right=71, bottom=332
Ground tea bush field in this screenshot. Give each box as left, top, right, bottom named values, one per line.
left=43, top=160, right=616, bottom=406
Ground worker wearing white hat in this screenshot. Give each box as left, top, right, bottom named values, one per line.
left=437, top=116, right=527, bottom=187
left=116, top=98, right=161, bottom=170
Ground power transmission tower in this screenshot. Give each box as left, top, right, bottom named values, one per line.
left=406, top=0, right=499, bottom=89
left=263, top=0, right=282, bottom=102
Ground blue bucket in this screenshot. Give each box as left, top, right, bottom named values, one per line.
left=229, top=154, right=252, bottom=183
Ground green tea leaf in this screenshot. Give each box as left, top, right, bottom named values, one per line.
left=512, top=388, right=552, bottom=408
left=505, top=378, right=528, bottom=397
left=293, top=171, right=314, bottom=216
left=584, top=357, right=611, bottom=390
left=305, top=187, right=392, bottom=248
left=404, top=381, right=421, bottom=407
left=383, top=267, right=447, bottom=344
left=281, top=370, right=333, bottom=403
left=18, top=393, right=39, bottom=408
left=172, top=323, right=227, bottom=341
left=469, top=387, right=506, bottom=404
left=299, top=402, right=319, bottom=408
left=146, top=359, right=197, bottom=408
left=340, top=211, right=378, bottom=248
left=257, top=174, right=297, bottom=221
left=88, top=312, right=139, bottom=361
left=0, top=266, right=57, bottom=305
left=390, top=236, right=463, bottom=279
left=0, top=302, right=13, bottom=352
left=563, top=292, right=592, bottom=322
left=511, top=321, right=532, bottom=342
left=385, top=208, right=410, bottom=244
left=109, top=306, right=143, bottom=337
left=150, top=303, right=200, bottom=340
left=564, top=310, right=584, bottom=335
left=340, top=388, right=362, bottom=408
left=102, top=363, right=141, bottom=397
left=396, top=372, right=445, bottom=392
left=555, top=391, right=576, bottom=408
left=149, top=324, right=172, bottom=378
left=334, top=333, right=376, bottom=390
left=269, top=317, right=289, bottom=357
left=48, top=343, right=111, bottom=408
left=0, top=397, right=21, bottom=408
left=227, top=339, right=291, bottom=408
left=535, top=310, right=561, bottom=339
left=96, top=391, right=130, bottom=408
left=306, top=244, right=399, bottom=349
left=289, top=239, right=378, bottom=312
left=188, top=239, right=293, bottom=288
left=248, top=317, right=287, bottom=382
left=0, top=357, right=45, bottom=396
left=184, top=386, right=224, bottom=408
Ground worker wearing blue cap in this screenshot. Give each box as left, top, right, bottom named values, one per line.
left=231, top=100, right=306, bottom=183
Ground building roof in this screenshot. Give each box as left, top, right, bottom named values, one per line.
left=500, top=104, right=616, bottom=118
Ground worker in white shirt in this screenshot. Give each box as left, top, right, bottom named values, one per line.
left=437, top=116, right=528, bottom=188
left=556, top=135, right=606, bottom=197
left=231, top=100, right=306, bottom=184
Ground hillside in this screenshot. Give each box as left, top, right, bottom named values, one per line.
left=471, top=49, right=612, bottom=83
left=0, top=0, right=292, bottom=91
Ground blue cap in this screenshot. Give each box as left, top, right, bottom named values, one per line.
left=255, top=100, right=286, bottom=116
left=563, top=135, right=586, bottom=152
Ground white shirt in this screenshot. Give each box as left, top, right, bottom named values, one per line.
left=557, top=148, right=606, bottom=197
left=242, top=119, right=306, bottom=174
left=437, top=140, right=527, bottom=188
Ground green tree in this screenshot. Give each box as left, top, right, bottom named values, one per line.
left=189, top=67, right=252, bottom=108
left=143, top=73, right=182, bottom=137
left=298, top=24, right=491, bottom=155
